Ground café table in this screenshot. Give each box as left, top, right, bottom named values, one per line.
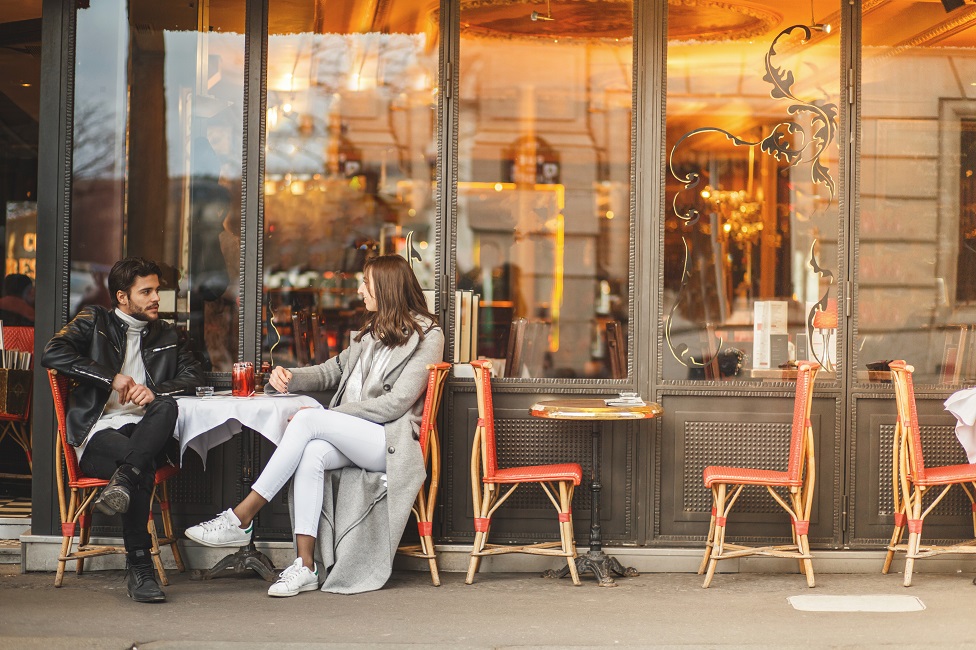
left=529, top=398, right=663, bottom=587
left=174, top=391, right=322, bottom=581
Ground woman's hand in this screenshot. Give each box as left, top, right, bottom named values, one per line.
left=268, top=365, right=293, bottom=393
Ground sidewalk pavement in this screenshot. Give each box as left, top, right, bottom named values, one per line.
left=1, top=562, right=975, bottom=649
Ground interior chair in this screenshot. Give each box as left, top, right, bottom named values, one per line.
left=698, top=361, right=820, bottom=588
left=292, top=310, right=314, bottom=366
left=0, top=326, right=34, bottom=477
left=396, top=362, right=451, bottom=585
left=882, top=360, right=976, bottom=586
left=48, top=369, right=185, bottom=587
left=465, top=359, right=582, bottom=585
left=605, top=321, right=625, bottom=379
left=504, top=317, right=527, bottom=378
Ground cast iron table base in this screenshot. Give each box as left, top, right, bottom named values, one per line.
left=190, top=542, right=276, bottom=581
left=543, top=550, right=639, bottom=587
left=190, top=426, right=277, bottom=582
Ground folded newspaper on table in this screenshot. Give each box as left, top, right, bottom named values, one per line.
left=604, top=394, right=646, bottom=407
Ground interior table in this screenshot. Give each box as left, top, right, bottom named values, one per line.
left=530, top=398, right=663, bottom=587
left=174, top=392, right=322, bottom=581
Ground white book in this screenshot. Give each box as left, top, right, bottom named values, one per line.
left=422, top=289, right=436, bottom=315
left=453, top=290, right=462, bottom=363
left=459, top=290, right=472, bottom=362
left=753, top=302, right=769, bottom=369
left=470, top=293, right=479, bottom=359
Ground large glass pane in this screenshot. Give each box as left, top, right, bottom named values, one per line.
left=457, top=1, right=634, bottom=379
left=70, top=0, right=245, bottom=371
left=262, top=1, right=440, bottom=368
left=859, top=4, right=976, bottom=386
left=664, top=2, right=842, bottom=381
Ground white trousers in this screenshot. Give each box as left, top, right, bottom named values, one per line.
left=251, top=407, right=387, bottom=537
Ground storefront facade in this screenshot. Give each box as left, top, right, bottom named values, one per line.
left=24, top=0, right=976, bottom=563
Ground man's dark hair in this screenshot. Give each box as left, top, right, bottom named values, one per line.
left=108, top=257, right=162, bottom=307
left=2, top=273, right=32, bottom=298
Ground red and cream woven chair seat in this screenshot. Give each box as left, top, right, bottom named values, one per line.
left=488, top=464, right=583, bottom=484
left=396, top=362, right=451, bottom=586
left=698, top=361, right=821, bottom=588
left=882, top=361, right=976, bottom=586
left=465, top=359, right=583, bottom=585
left=48, top=369, right=185, bottom=587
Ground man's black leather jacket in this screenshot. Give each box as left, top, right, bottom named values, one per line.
left=42, top=305, right=204, bottom=447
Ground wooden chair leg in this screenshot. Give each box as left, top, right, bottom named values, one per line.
left=703, top=483, right=727, bottom=588
left=77, top=511, right=92, bottom=576
left=800, top=535, right=815, bottom=588
left=883, top=506, right=906, bottom=575
left=466, top=530, right=486, bottom=585
left=148, top=510, right=169, bottom=587
left=558, top=481, right=580, bottom=586
left=157, top=482, right=185, bottom=573
left=423, top=533, right=440, bottom=586
left=55, top=528, right=73, bottom=588
left=903, top=495, right=923, bottom=587
left=698, top=488, right=717, bottom=575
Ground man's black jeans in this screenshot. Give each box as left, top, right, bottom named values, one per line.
left=78, top=396, right=179, bottom=552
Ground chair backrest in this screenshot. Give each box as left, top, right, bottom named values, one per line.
left=470, top=359, right=498, bottom=478
left=417, top=362, right=451, bottom=459
left=606, top=321, right=625, bottom=379
left=4, top=326, right=34, bottom=357
left=889, top=360, right=927, bottom=482
left=48, top=369, right=82, bottom=485
left=786, top=361, right=821, bottom=482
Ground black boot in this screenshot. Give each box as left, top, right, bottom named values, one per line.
left=126, top=549, right=165, bottom=603
left=94, top=464, right=142, bottom=516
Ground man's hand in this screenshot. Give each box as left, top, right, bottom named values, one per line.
left=128, top=384, right=156, bottom=406
left=112, top=374, right=137, bottom=404
left=268, top=366, right=292, bottom=393
left=111, top=374, right=155, bottom=406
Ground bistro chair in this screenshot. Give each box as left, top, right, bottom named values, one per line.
left=0, top=326, right=34, bottom=477
left=698, top=361, right=820, bottom=588
left=882, top=360, right=976, bottom=586
left=465, top=359, right=582, bottom=585
left=48, top=369, right=184, bottom=587
left=396, top=362, right=451, bottom=585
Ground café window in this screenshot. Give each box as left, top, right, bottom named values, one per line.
left=858, top=2, right=976, bottom=386
left=455, top=0, right=634, bottom=379
left=69, top=0, right=245, bottom=372
left=261, top=0, right=440, bottom=368
left=663, top=1, right=842, bottom=382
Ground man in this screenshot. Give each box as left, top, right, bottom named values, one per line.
left=43, top=257, right=203, bottom=603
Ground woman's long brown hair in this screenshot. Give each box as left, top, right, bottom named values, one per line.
left=357, top=254, right=438, bottom=347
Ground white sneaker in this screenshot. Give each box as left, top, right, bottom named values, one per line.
left=184, top=509, right=253, bottom=548
left=268, top=558, right=319, bottom=597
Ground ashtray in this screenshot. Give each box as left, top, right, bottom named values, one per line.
left=195, top=386, right=215, bottom=398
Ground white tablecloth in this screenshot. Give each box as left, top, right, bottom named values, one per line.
left=944, top=386, right=976, bottom=463
left=174, top=393, right=323, bottom=468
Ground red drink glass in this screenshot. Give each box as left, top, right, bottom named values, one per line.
left=232, top=362, right=255, bottom=397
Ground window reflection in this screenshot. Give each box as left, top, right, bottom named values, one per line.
left=457, top=3, right=633, bottom=379
left=859, top=4, right=976, bottom=385
left=262, top=0, right=439, bottom=368
left=664, top=2, right=841, bottom=382
left=70, top=0, right=244, bottom=371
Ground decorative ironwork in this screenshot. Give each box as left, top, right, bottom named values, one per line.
left=666, top=23, right=838, bottom=369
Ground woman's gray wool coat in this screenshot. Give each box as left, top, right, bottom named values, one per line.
left=282, top=320, right=444, bottom=593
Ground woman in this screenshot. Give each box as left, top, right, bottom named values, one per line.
left=186, top=254, right=444, bottom=596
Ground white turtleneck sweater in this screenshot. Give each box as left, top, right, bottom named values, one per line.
left=75, top=309, right=150, bottom=460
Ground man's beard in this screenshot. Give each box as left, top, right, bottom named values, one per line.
left=129, top=304, right=159, bottom=322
